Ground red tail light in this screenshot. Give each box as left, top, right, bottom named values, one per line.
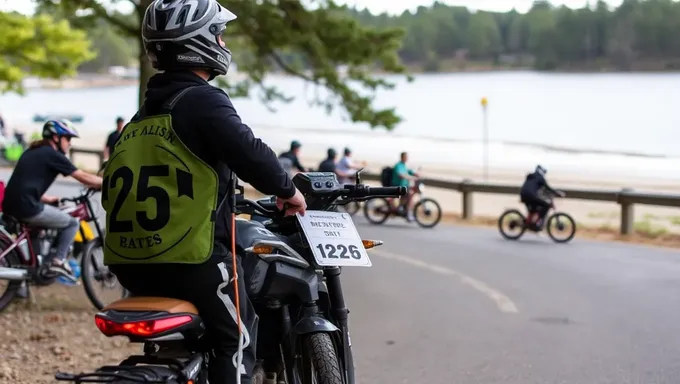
left=95, top=314, right=193, bottom=337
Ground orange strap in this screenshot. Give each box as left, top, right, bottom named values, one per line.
left=230, top=212, right=243, bottom=384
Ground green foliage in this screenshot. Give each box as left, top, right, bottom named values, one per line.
left=0, top=12, right=95, bottom=94
left=35, top=0, right=409, bottom=130
left=349, top=0, right=680, bottom=71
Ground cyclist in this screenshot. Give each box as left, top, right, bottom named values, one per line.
left=278, top=140, right=308, bottom=176
left=103, top=2, right=306, bottom=384
left=1, top=119, right=103, bottom=278
left=336, top=147, right=366, bottom=184
left=520, top=165, right=564, bottom=229
left=391, top=151, right=419, bottom=222
left=317, top=148, right=337, bottom=173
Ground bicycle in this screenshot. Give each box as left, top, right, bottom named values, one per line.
left=363, top=179, right=442, bottom=228
left=497, top=189, right=576, bottom=243
left=0, top=188, right=128, bottom=312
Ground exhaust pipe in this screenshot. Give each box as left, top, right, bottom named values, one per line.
left=0, top=267, right=29, bottom=281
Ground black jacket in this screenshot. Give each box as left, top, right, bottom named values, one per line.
left=520, top=171, right=557, bottom=197
left=139, top=71, right=296, bottom=243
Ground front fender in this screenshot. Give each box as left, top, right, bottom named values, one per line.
left=293, top=316, right=339, bottom=336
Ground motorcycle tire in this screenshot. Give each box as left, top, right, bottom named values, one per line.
left=299, top=333, right=343, bottom=384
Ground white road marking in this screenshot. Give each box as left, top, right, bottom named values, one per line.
left=370, top=249, right=519, bottom=314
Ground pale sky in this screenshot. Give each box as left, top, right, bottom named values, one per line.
left=1, top=0, right=624, bottom=16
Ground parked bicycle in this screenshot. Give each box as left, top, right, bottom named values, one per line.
left=363, top=179, right=442, bottom=228
left=497, top=189, right=576, bottom=243
left=0, top=188, right=127, bottom=312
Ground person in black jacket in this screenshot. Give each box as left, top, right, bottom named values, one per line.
left=278, top=140, right=309, bottom=176
left=520, top=165, right=564, bottom=228
left=105, top=2, right=307, bottom=384
left=317, top=148, right=337, bottom=173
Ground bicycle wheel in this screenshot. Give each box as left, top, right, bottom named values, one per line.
left=363, top=198, right=391, bottom=225
left=81, top=240, right=128, bottom=310
left=338, top=201, right=360, bottom=216
left=413, top=198, right=442, bottom=228
left=546, top=212, right=576, bottom=243
left=498, top=209, right=527, bottom=240
left=0, top=239, right=22, bottom=313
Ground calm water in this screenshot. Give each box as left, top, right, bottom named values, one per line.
left=1, top=72, right=679, bottom=180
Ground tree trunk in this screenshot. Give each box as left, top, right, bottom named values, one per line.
left=137, top=0, right=155, bottom=109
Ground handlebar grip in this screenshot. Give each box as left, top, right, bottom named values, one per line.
left=367, top=186, right=407, bottom=197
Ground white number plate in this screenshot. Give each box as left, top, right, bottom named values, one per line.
left=295, top=211, right=372, bottom=267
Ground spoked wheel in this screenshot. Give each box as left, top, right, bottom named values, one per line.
left=338, top=201, right=360, bottom=216
left=298, top=333, right=343, bottom=384
left=413, top=198, right=442, bottom=228
left=81, top=240, right=129, bottom=310
left=546, top=212, right=576, bottom=243
left=363, top=198, right=391, bottom=225
left=498, top=209, right=527, bottom=240
left=0, top=239, right=22, bottom=313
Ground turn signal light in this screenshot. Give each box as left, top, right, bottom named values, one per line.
left=250, top=244, right=275, bottom=254
left=362, top=239, right=384, bottom=250
left=94, top=315, right=192, bottom=337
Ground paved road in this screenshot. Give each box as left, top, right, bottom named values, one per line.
left=10, top=173, right=680, bottom=383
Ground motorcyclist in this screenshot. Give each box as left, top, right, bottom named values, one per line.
left=103, top=2, right=306, bottom=384
left=1, top=119, right=103, bottom=278
left=520, top=165, right=564, bottom=228
left=278, top=140, right=309, bottom=176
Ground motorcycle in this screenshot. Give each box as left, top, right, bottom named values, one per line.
left=55, top=171, right=406, bottom=384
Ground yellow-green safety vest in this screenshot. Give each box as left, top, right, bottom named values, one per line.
left=101, top=87, right=220, bottom=265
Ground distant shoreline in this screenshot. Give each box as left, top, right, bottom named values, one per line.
left=23, top=65, right=680, bottom=91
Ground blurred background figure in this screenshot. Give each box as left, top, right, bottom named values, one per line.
left=318, top=148, right=337, bottom=173
left=336, top=147, right=367, bottom=184
left=103, top=116, right=124, bottom=161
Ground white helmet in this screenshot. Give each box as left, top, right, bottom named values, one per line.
left=142, top=0, right=237, bottom=77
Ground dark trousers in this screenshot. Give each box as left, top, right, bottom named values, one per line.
left=521, top=193, right=551, bottom=220
left=109, top=242, right=258, bottom=384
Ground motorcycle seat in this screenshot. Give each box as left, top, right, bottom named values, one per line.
left=103, top=297, right=198, bottom=314
left=98, top=297, right=205, bottom=342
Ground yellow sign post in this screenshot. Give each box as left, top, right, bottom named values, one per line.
left=481, top=97, right=489, bottom=182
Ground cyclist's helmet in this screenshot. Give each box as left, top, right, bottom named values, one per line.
left=142, top=0, right=237, bottom=79
left=42, top=119, right=79, bottom=140
left=535, top=164, right=547, bottom=176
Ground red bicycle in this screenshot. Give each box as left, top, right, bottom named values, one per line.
left=0, top=188, right=127, bottom=312
left=363, top=179, right=442, bottom=228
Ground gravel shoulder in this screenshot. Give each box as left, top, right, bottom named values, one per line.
left=0, top=285, right=137, bottom=384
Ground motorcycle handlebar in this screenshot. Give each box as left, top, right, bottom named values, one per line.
left=236, top=184, right=407, bottom=217
left=341, top=184, right=407, bottom=198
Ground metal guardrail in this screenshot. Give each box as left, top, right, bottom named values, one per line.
left=70, top=147, right=680, bottom=236
left=69, top=147, right=105, bottom=170
left=357, top=172, right=680, bottom=236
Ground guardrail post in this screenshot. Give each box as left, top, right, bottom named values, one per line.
left=618, top=188, right=635, bottom=235
left=461, top=178, right=473, bottom=220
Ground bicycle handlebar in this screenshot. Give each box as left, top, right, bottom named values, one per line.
left=59, top=188, right=99, bottom=204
